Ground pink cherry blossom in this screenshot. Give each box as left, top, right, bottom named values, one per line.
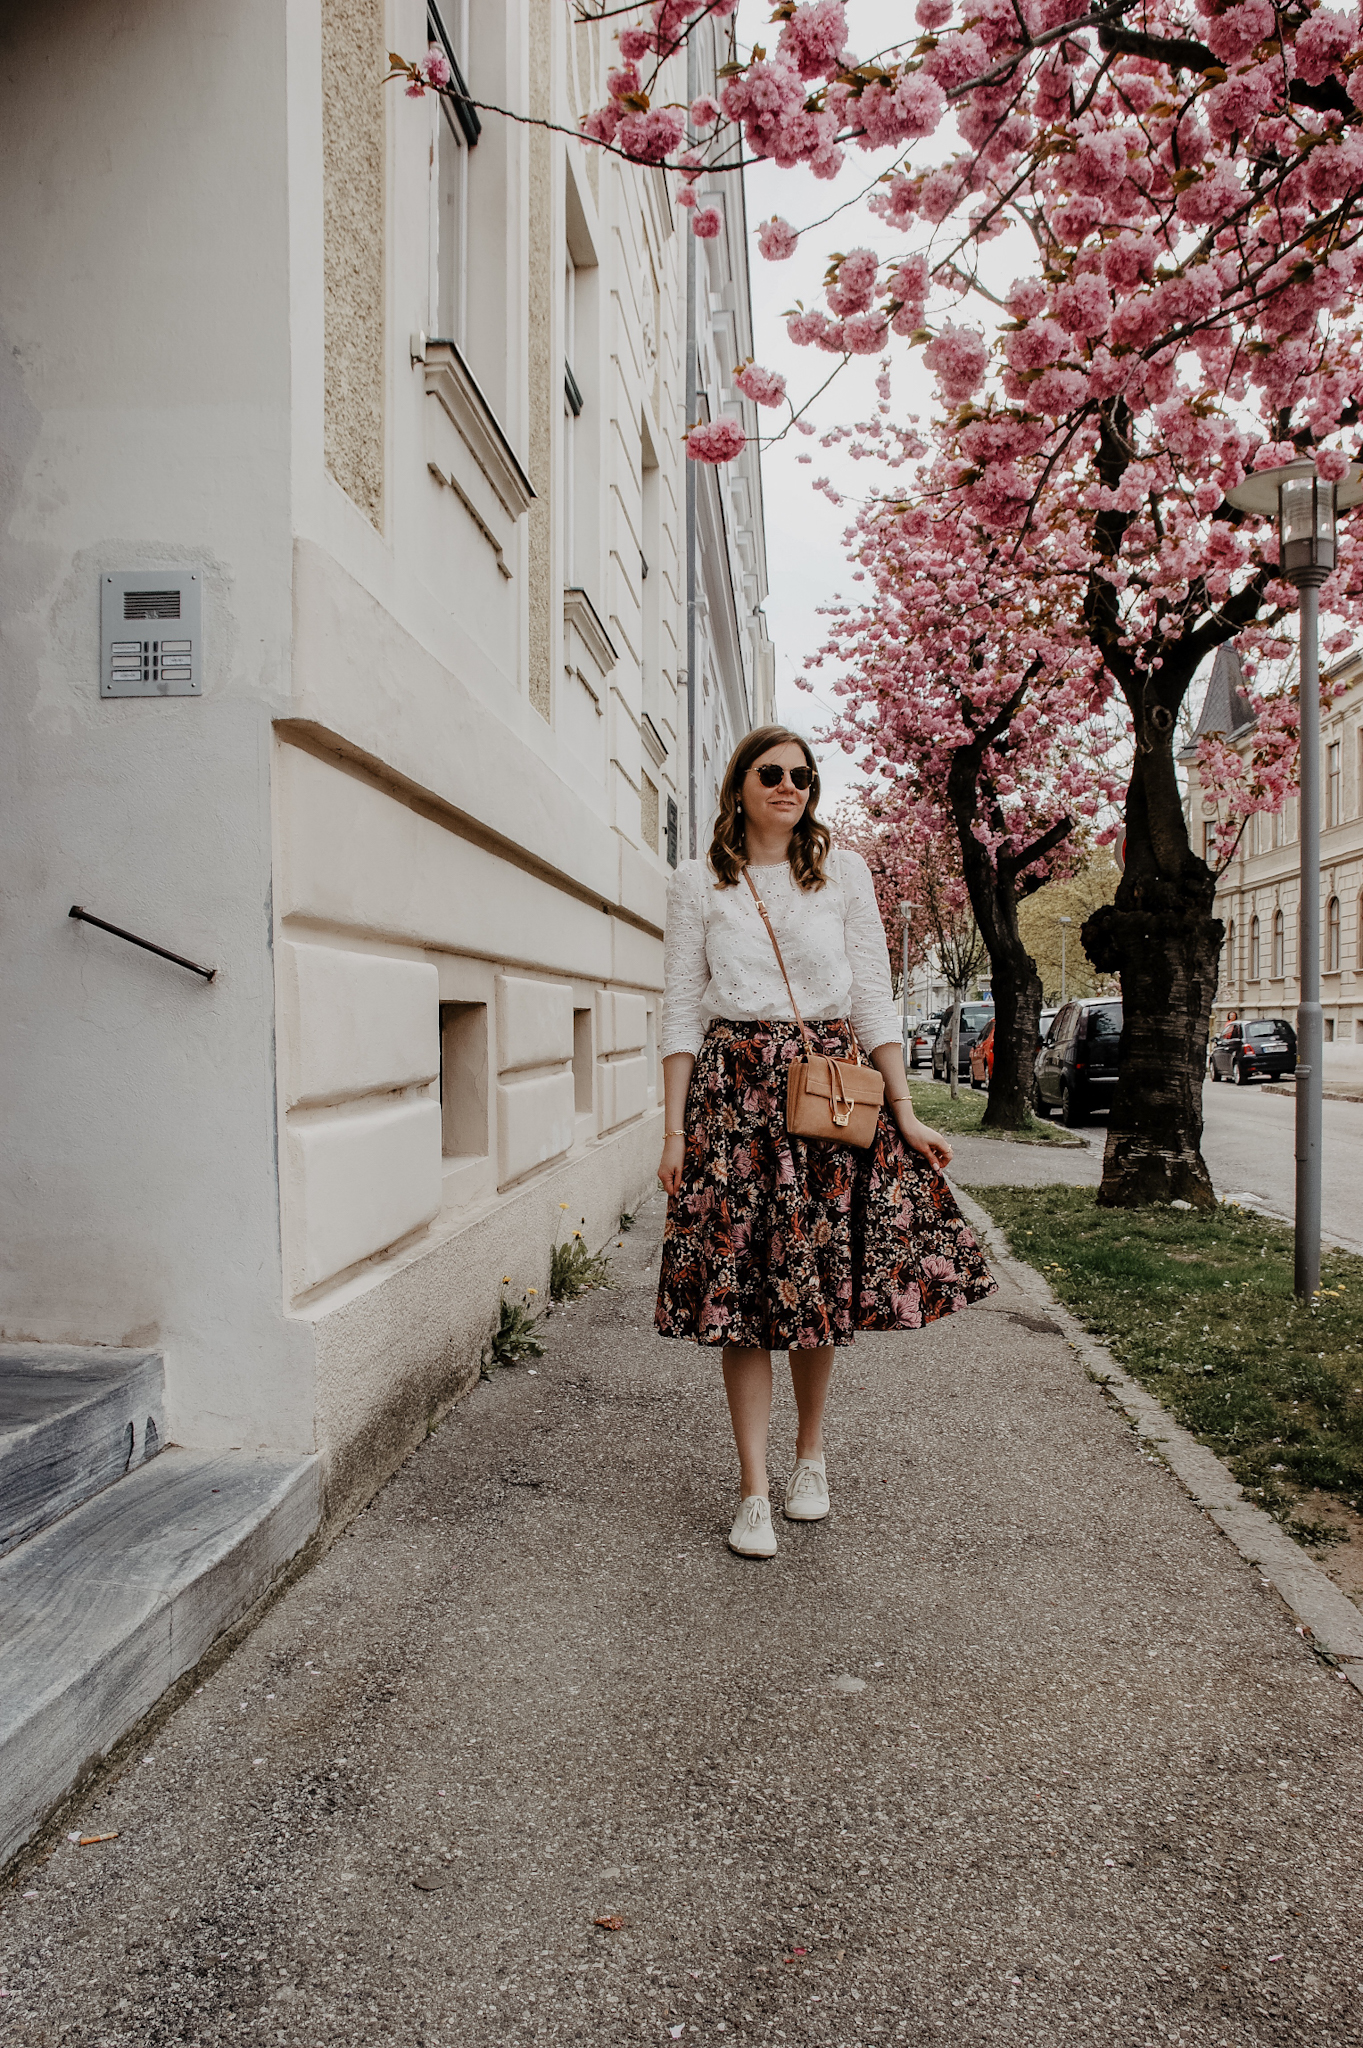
left=689, top=95, right=720, bottom=127
left=734, top=362, right=787, bottom=408
left=757, top=216, right=798, bottom=261
left=686, top=418, right=746, bottom=464
left=691, top=206, right=722, bottom=238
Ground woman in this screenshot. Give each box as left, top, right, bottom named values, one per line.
left=656, top=726, right=995, bottom=1558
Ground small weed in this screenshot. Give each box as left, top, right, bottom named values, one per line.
left=1285, top=1516, right=1348, bottom=1552
left=618, top=1210, right=635, bottom=1234
left=483, top=1295, right=545, bottom=1374
left=550, top=1231, right=614, bottom=1301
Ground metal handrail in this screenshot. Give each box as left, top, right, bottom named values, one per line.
left=69, top=906, right=216, bottom=982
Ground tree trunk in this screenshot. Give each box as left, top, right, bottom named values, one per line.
left=1082, top=745, right=1222, bottom=1207
left=981, top=933, right=1043, bottom=1130
left=948, top=998, right=962, bottom=1099
left=945, top=742, right=1061, bottom=1132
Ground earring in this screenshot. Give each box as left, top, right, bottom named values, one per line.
left=735, top=800, right=742, bottom=813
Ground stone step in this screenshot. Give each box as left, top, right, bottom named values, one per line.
left=0, top=1446, right=319, bottom=1868
left=0, top=1345, right=166, bottom=1556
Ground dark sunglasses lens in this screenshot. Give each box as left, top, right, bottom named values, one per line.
left=756, top=764, right=813, bottom=789
left=790, top=767, right=813, bottom=790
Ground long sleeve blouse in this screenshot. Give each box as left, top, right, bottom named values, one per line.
left=659, top=847, right=903, bottom=1060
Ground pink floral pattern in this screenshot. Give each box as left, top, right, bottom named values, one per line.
left=655, top=1019, right=995, bottom=1351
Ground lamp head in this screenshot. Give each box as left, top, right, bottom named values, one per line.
left=1224, top=460, right=1362, bottom=590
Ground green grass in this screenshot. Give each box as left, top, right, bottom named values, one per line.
left=907, top=1074, right=1081, bottom=1144
left=967, top=1184, right=1363, bottom=1521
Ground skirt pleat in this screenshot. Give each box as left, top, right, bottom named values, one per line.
left=655, top=1018, right=996, bottom=1350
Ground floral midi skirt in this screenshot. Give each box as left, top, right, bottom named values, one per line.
left=655, top=1019, right=996, bottom=1351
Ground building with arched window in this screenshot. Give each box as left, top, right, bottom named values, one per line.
left=1184, top=646, right=1363, bottom=1068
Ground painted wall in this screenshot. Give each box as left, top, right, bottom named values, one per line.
left=0, top=0, right=306, bottom=1449
left=1, top=0, right=773, bottom=1520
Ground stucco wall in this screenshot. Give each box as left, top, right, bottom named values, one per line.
left=321, top=0, right=385, bottom=527
left=0, top=0, right=303, bottom=1452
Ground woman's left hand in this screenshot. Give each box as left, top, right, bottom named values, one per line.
left=890, top=1098, right=952, bottom=1170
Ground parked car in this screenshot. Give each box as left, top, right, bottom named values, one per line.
left=910, top=1011, right=945, bottom=1070
left=931, top=1003, right=995, bottom=1082
left=969, top=1018, right=994, bottom=1090
left=1037, top=1006, right=1058, bottom=1049
left=1032, top=996, right=1123, bottom=1125
left=1209, top=1017, right=1297, bottom=1085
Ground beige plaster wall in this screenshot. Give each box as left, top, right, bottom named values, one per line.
left=321, top=0, right=385, bottom=526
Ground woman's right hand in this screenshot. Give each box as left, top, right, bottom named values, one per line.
left=657, top=1132, right=687, bottom=1197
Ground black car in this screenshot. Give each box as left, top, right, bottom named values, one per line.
left=931, top=1003, right=995, bottom=1082
left=1209, top=1017, right=1297, bottom=1085
left=1032, top=996, right=1122, bottom=1125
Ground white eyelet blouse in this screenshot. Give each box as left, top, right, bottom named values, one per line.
left=659, top=848, right=903, bottom=1060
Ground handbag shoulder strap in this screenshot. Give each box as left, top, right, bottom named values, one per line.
left=742, top=867, right=814, bottom=1061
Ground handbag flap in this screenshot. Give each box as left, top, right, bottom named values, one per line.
left=800, top=1058, right=884, bottom=1105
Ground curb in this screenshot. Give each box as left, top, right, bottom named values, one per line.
left=951, top=1183, right=1363, bottom=1698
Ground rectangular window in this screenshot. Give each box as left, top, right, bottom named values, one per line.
left=666, top=795, right=679, bottom=868
left=1327, top=740, right=1341, bottom=828
left=572, top=1007, right=594, bottom=1114
left=439, top=1000, right=489, bottom=1158
left=427, top=5, right=475, bottom=347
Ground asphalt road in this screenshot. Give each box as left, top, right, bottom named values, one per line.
left=2, top=1197, right=1360, bottom=2047
left=1199, top=1081, right=1363, bottom=1255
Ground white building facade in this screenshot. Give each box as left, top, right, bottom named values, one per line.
left=1186, top=648, right=1363, bottom=1078
left=0, top=0, right=773, bottom=1530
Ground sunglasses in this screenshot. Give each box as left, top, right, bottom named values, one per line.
left=753, top=764, right=814, bottom=790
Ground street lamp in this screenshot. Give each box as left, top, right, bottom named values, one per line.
left=1225, top=458, right=1363, bottom=1298
left=898, top=901, right=916, bottom=1067
left=1057, top=916, right=1072, bottom=1002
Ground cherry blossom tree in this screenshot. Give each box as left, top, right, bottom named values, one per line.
left=834, top=794, right=990, bottom=1095
left=395, top=0, right=1363, bottom=1201
left=815, top=457, right=1125, bottom=1127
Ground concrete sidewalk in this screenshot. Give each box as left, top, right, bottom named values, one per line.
left=2, top=1195, right=1361, bottom=2047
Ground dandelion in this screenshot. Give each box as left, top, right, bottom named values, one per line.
left=502, top=1275, right=511, bottom=1285
left=527, top=1288, right=538, bottom=1297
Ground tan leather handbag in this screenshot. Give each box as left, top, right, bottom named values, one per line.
left=742, top=869, right=885, bottom=1149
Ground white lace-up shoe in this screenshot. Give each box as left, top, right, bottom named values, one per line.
left=783, top=1455, right=830, bottom=1522
left=728, top=1494, right=777, bottom=1559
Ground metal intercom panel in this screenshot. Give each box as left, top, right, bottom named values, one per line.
left=100, top=570, right=202, bottom=697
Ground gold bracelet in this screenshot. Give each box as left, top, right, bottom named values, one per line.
left=665, top=1128, right=686, bottom=1138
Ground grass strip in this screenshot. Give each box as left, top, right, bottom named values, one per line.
left=907, top=1075, right=1080, bottom=1145
left=966, top=1185, right=1363, bottom=1531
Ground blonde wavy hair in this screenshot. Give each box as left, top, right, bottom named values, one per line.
left=708, top=725, right=831, bottom=890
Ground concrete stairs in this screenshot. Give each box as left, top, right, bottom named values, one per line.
left=0, top=1346, right=318, bottom=1868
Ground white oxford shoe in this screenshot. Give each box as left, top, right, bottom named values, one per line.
left=783, top=1455, right=830, bottom=1522
left=728, top=1494, right=777, bottom=1559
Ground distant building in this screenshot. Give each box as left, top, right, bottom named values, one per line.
left=1183, top=645, right=1363, bottom=1064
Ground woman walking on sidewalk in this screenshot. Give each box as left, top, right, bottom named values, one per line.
left=656, top=725, right=995, bottom=1558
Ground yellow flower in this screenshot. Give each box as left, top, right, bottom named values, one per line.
left=527, top=1287, right=538, bottom=1297
left=573, top=1230, right=583, bottom=1239
left=559, top=1202, right=569, bottom=1210
left=501, top=1275, right=511, bottom=1285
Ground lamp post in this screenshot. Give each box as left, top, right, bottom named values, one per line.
left=898, top=901, right=916, bottom=1068
left=1057, top=916, right=1072, bottom=1002
left=1225, top=460, right=1363, bottom=1298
